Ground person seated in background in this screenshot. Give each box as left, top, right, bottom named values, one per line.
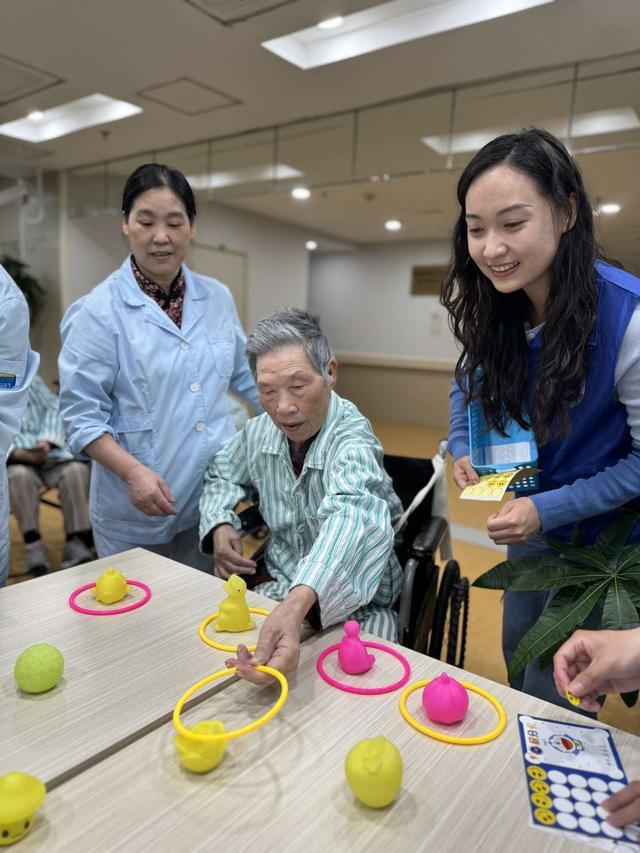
left=554, top=627, right=640, bottom=828
left=8, top=373, right=93, bottom=575
left=199, top=308, right=403, bottom=684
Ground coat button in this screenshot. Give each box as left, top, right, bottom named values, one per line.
left=190, top=382, right=200, bottom=392
left=195, top=422, right=205, bottom=431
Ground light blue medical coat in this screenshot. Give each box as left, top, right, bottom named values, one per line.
left=0, top=265, right=39, bottom=584
left=58, top=257, right=260, bottom=545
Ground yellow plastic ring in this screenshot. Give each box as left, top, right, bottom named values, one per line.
left=199, top=608, right=271, bottom=652
left=399, top=678, right=507, bottom=745
left=173, top=666, right=288, bottom=742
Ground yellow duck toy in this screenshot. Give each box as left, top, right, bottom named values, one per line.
left=174, top=720, right=227, bottom=773
left=93, top=567, right=131, bottom=605
left=0, top=771, right=46, bottom=846
left=215, top=574, right=254, bottom=633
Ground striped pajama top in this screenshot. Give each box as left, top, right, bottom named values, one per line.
left=199, top=392, right=403, bottom=628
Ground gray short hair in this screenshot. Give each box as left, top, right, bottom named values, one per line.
left=246, top=308, right=333, bottom=381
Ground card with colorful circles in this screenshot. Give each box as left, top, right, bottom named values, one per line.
left=518, top=715, right=640, bottom=849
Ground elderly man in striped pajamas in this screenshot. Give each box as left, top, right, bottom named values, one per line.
left=199, top=308, right=403, bottom=684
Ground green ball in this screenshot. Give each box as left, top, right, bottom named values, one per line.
left=14, top=643, right=64, bottom=694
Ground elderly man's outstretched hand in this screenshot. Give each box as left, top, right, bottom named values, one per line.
left=225, top=586, right=318, bottom=684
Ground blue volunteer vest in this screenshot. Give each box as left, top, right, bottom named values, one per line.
left=529, top=261, right=640, bottom=542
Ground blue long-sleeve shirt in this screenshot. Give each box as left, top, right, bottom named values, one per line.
left=448, top=262, right=640, bottom=538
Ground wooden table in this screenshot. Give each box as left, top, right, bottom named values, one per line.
left=0, top=549, right=275, bottom=784
left=3, top=579, right=637, bottom=853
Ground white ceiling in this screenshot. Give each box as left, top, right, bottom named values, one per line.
left=1, top=0, right=639, bottom=263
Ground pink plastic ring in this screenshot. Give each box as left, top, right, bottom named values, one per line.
left=69, top=580, right=152, bottom=615
left=316, top=641, right=411, bottom=695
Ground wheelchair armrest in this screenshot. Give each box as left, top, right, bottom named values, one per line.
left=407, top=515, right=448, bottom=560
left=238, top=504, right=266, bottom=533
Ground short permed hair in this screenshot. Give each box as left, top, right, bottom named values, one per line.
left=245, top=307, right=333, bottom=381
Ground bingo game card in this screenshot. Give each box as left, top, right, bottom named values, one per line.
left=518, top=715, right=640, bottom=850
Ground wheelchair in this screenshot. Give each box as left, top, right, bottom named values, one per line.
left=237, top=440, right=470, bottom=668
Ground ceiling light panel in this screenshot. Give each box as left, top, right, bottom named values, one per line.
left=262, top=0, right=553, bottom=69
left=186, top=163, right=302, bottom=190
left=422, top=107, right=640, bottom=155
left=0, top=94, right=142, bottom=143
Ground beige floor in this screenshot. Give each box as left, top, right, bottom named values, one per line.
left=8, top=421, right=640, bottom=735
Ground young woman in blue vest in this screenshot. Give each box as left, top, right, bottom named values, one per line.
left=59, top=164, right=260, bottom=571
left=442, top=127, right=640, bottom=708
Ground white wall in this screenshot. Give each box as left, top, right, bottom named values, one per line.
left=309, top=241, right=459, bottom=361
left=63, top=200, right=310, bottom=325
left=195, top=201, right=309, bottom=328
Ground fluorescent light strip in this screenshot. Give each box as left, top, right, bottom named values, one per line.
left=186, top=164, right=302, bottom=191
left=0, top=94, right=142, bottom=143
left=422, top=107, right=640, bottom=155
left=262, top=0, right=553, bottom=69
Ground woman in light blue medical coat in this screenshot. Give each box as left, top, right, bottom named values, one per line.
left=59, top=164, right=260, bottom=571
left=0, top=264, right=39, bottom=585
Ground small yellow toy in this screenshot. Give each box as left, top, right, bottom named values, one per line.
left=566, top=689, right=581, bottom=707
left=93, top=567, right=131, bottom=605
left=215, top=574, right=254, bottom=632
left=344, top=736, right=403, bottom=808
left=175, top=720, right=227, bottom=773
left=0, top=771, right=46, bottom=846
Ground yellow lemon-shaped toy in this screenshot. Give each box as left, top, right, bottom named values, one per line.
left=345, top=736, right=403, bottom=808
left=14, top=644, right=64, bottom=694
left=174, top=720, right=227, bottom=773
left=94, top=568, right=130, bottom=605
left=0, top=771, right=46, bottom=846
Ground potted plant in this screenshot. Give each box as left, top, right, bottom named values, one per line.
left=473, top=512, right=640, bottom=707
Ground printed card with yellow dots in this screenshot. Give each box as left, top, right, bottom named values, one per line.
left=518, top=715, right=639, bottom=849
left=460, top=468, right=539, bottom=501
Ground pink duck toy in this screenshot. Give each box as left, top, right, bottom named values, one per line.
left=338, top=621, right=376, bottom=675
left=422, top=673, right=469, bottom=724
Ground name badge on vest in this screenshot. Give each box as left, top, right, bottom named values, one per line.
left=0, top=373, right=16, bottom=389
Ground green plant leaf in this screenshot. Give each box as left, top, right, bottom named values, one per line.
left=508, top=565, right=607, bottom=591
left=619, top=566, right=640, bottom=588
left=507, top=580, right=609, bottom=680
left=594, top=511, right=640, bottom=557
left=617, top=546, right=640, bottom=574
left=621, top=580, right=640, bottom=609
left=544, top=538, right=612, bottom=573
left=473, top=556, right=566, bottom=590
left=621, top=690, right=639, bottom=709
left=602, top=581, right=640, bottom=630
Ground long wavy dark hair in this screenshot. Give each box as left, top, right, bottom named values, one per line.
left=441, top=127, right=598, bottom=446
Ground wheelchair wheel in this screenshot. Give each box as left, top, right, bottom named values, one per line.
left=428, top=560, right=460, bottom=661
left=445, top=577, right=470, bottom=668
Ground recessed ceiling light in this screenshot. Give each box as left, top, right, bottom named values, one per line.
left=291, top=186, right=311, bottom=200
left=318, top=16, right=343, bottom=30
left=0, top=94, right=142, bottom=143
left=263, top=0, right=553, bottom=69
left=306, top=240, right=318, bottom=250
left=600, top=203, right=621, bottom=215
left=385, top=219, right=402, bottom=231
left=27, top=110, right=44, bottom=122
